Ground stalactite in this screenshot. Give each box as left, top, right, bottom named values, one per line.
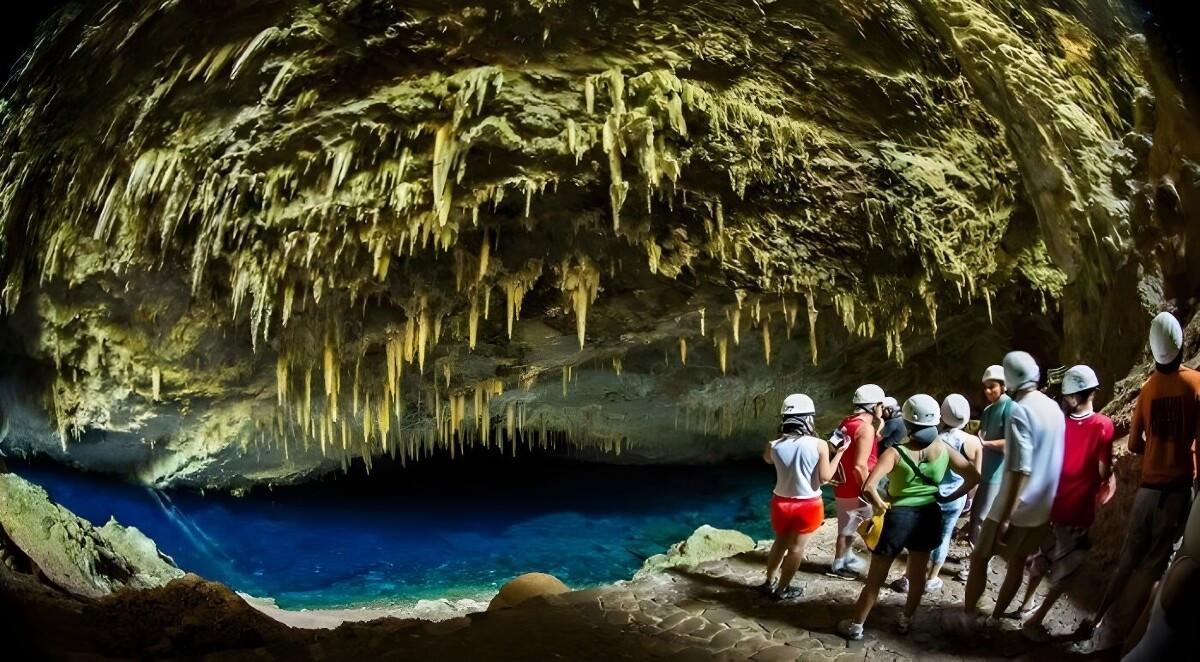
left=762, top=323, right=771, bottom=366
left=806, top=291, right=819, bottom=365
left=679, top=337, right=687, bottom=365
left=559, top=257, right=600, bottom=349
left=151, top=367, right=161, bottom=401
left=730, top=307, right=741, bottom=345
left=716, top=333, right=728, bottom=375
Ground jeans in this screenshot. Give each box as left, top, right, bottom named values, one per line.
left=931, top=497, right=966, bottom=564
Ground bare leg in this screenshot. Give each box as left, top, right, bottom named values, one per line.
left=927, top=559, right=944, bottom=582
left=964, top=520, right=998, bottom=614
left=992, top=549, right=1027, bottom=618
left=1019, top=573, right=1045, bottom=613
left=904, top=551, right=931, bottom=618
left=765, top=535, right=789, bottom=583
left=1027, top=581, right=1067, bottom=627
left=850, top=554, right=894, bottom=624
left=835, top=535, right=850, bottom=562
left=777, top=532, right=812, bottom=589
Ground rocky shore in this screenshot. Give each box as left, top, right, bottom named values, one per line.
left=2, top=471, right=1105, bottom=660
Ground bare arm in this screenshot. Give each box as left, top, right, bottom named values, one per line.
left=1129, top=384, right=1147, bottom=455
left=763, top=441, right=774, bottom=465
left=818, top=440, right=847, bottom=484
left=994, top=404, right=1033, bottom=522
left=863, top=448, right=897, bottom=512
left=938, top=446, right=981, bottom=503
left=851, top=424, right=873, bottom=491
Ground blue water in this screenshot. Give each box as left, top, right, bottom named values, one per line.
left=9, top=455, right=825, bottom=610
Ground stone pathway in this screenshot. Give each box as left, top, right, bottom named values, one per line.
left=275, top=527, right=1097, bottom=661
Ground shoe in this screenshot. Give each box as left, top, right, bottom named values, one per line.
left=828, top=557, right=845, bottom=575
left=755, top=579, right=776, bottom=595
left=771, top=585, right=805, bottom=601
left=889, top=577, right=909, bottom=593
left=837, top=619, right=864, bottom=641
left=978, top=615, right=1000, bottom=639
left=896, top=614, right=911, bottom=634
left=842, top=554, right=867, bottom=573
left=1022, top=622, right=1052, bottom=643
left=954, top=567, right=970, bottom=582
left=925, top=577, right=944, bottom=592
left=1074, top=619, right=1095, bottom=641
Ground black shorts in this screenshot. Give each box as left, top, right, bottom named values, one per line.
left=874, top=503, right=943, bottom=557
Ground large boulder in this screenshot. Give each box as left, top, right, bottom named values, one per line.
left=487, top=572, right=570, bottom=610
left=0, top=473, right=183, bottom=598
left=636, top=525, right=755, bottom=578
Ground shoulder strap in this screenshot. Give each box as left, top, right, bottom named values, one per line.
left=894, top=446, right=939, bottom=487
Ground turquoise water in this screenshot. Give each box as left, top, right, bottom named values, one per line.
left=10, top=454, right=831, bottom=609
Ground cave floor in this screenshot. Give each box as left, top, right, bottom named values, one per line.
left=4, top=523, right=1111, bottom=661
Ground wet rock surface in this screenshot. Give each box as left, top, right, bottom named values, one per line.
left=0, top=472, right=183, bottom=598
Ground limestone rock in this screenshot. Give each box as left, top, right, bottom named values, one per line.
left=0, top=473, right=183, bottom=598
left=637, top=525, right=755, bottom=578
left=487, top=572, right=570, bottom=610
left=0, top=0, right=1195, bottom=487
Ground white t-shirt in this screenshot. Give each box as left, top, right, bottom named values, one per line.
left=1003, top=390, right=1065, bottom=527
left=770, top=435, right=823, bottom=499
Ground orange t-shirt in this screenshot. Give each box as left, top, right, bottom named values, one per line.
left=1129, top=366, right=1200, bottom=488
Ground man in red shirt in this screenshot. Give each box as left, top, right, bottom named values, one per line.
left=1017, top=365, right=1114, bottom=638
left=829, top=384, right=884, bottom=578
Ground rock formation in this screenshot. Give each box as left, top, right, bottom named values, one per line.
left=0, top=472, right=183, bottom=597
left=0, top=0, right=1197, bottom=488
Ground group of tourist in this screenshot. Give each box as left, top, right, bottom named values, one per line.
left=761, top=312, right=1197, bottom=655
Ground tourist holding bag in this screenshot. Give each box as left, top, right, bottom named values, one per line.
left=838, top=394, right=979, bottom=641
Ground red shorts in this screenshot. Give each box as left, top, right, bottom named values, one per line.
left=770, top=494, right=824, bottom=536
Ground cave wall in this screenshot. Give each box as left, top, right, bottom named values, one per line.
left=0, top=0, right=1195, bottom=488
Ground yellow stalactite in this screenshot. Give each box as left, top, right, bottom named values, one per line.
left=679, top=337, right=687, bottom=365
left=716, top=334, right=728, bottom=375
left=478, top=229, right=489, bottom=282
left=762, top=323, right=771, bottom=366
left=731, top=307, right=741, bottom=345
left=151, top=367, right=161, bottom=402
left=807, top=291, right=819, bottom=365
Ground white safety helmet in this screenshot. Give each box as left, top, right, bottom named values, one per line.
left=1003, top=351, right=1040, bottom=393
left=1150, top=312, right=1183, bottom=364
left=1061, top=365, right=1100, bottom=396
left=781, top=393, right=816, bottom=416
left=852, top=384, right=886, bottom=406
left=902, top=394, right=940, bottom=426
left=882, top=396, right=898, bottom=410
left=940, top=394, right=970, bottom=430
left=981, top=364, right=1005, bottom=385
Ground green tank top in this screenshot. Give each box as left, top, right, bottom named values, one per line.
left=887, top=446, right=950, bottom=507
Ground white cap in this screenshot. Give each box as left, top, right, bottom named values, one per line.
left=981, top=365, right=1005, bottom=384
left=1061, top=365, right=1100, bottom=396
left=1150, top=312, right=1183, bottom=364
left=902, top=394, right=940, bottom=426
left=940, top=394, right=970, bottom=429
left=852, top=384, right=886, bottom=405
left=1003, top=351, right=1040, bottom=393
left=781, top=393, right=816, bottom=416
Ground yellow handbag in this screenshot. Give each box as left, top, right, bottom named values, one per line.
left=857, top=503, right=889, bottom=552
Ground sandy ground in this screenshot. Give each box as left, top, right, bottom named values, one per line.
left=240, top=592, right=492, bottom=627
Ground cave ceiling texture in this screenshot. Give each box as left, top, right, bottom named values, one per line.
left=0, top=0, right=1198, bottom=489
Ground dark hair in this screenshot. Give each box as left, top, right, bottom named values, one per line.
left=1067, top=387, right=1098, bottom=401
left=1156, top=352, right=1183, bottom=373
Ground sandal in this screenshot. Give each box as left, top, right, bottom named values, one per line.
left=896, top=614, right=911, bottom=634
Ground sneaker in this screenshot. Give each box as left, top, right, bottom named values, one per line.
left=837, top=619, right=864, bottom=641
left=828, top=557, right=845, bottom=575
left=771, top=585, right=805, bottom=601
left=889, top=577, right=909, bottom=593
left=954, top=567, right=971, bottom=582
left=755, top=579, right=776, bottom=595
left=896, top=614, right=911, bottom=634
left=925, top=577, right=944, bottom=592
left=842, top=554, right=867, bottom=573
left=1022, top=622, right=1052, bottom=643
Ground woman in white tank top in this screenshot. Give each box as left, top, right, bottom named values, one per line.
left=760, top=394, right=849, bottom=600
